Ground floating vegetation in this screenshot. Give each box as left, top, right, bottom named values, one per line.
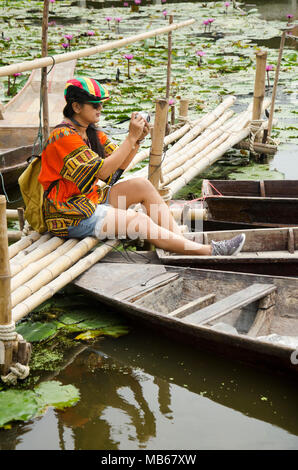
left=0, top=381, right=80, bottom=428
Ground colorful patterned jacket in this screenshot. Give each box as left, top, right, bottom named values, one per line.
left=38, top=122, right=118, bottom=238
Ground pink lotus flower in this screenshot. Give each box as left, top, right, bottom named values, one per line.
left=224, top=2, right=230, bottom=6
left=50, top=0, right=55, bottom=3
left=266, top=65, right=274, bottom=87
left=87, top=30, right=95, bottom=36
left=162, top=10, right=168, bottom=18
left=64, top=34, right=73, bottom=40
left=287, top=14, right=294, bottom=19
left=13, top=72, right=22, bottom=77
left=62, top=43, right=69, bottom=49
left=124, top=54, right=134, bottom=78
left=135, top=0, right=141, bottom=4
left=208, top=18, right=215, bottom=23
left=161, top=0, right=167, bottom=3
left=123, top=1, right=128, bottom=5
left=115, top=17, right=122, bottom=22
left=169, top=98, right=175, bottom=105
left=196, top=50, right=206, bottom=57
left=106, top=16, right=112, bottom=21
left=203, top=20, right=209, bottom=25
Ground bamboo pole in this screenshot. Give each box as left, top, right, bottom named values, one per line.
left=10, top=236, right=64, bottom=277
left=0, top=195, right=13, bottom=376
left=267, top=30, right=286, bottom=138
left=166, top=96, right=236, bottom=157
left=12, top=240, right=119, bottom=322
left=11, top=237, right=98, bottom=307
left=8, top=230, right=22, bottom=242
left=41, top=0, right=50, bottom=143
left=6, top=209, right=18, bottom=220
left=234, top=140, right=277, bottom=155
left=0, top=196, right=12, bottom=326
left=0, top=20, right=195, bottom=77
left=11, top=238, right=78, bottom=293
left=148, top=98, right=169, bottom=189
left=10, top=233, right=51, bottom=261
left=179, top=99, right=189, bottom=121
left=8, top=232, right=41, bottom=260
left=125, top=115, right=205, bottom=173
left=168, top=105, right=271, bottom=196
left=170, top=207, right=207, bottom=221
left=166, top=15, right=173, bottom=99
left=161, top=109, right=235, bottom=177
left=252, top=51, right=267, bottom=125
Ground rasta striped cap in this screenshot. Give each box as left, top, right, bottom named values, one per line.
left=64, top=77, right=110, bottom=102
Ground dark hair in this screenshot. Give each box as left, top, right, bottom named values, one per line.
left=63, top=86, right=105, bottom=159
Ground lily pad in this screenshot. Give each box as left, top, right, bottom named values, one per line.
left=0, top=390, right=39, bottom=427
left=16, top=321, right=59, bottom=342
left=34, top=381, right=80, bottom=410
left=0, top=381, right=80, bottom=427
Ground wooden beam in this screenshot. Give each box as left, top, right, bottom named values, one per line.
left=184, top=283, right=277, bottom=326
left=148, top=98, right=169, bottom=189
left=168, top=293, right=215, bottom=318
left=252, top=51, right=267, bottom=124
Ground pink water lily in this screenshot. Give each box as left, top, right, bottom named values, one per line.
left=124, top=54, right=134, bottom=79
left=87, top=30, right=95, bottom=36
left=62, top=43, right=69, bottom=50
left=13, top=72, right=22, bottom=77
left=106, top=16, right=112, bottom=29
left=48, top=21, right=56, bottom=26
left=135, top=0, right=141, bottom=4
left=123, top=1, right=128, bottom=5
left=208, top=18, right=215, bottom=23
left=169, top=98, right=175, bottom=105
left=162, top=10, right=168, bottom=18
left=266, top=64, right=274, bottom=87
left=203, top=19, right=209, bottom=32
left=115, top=17, right=122, bottom=33
left=287, top=14, right=294, bottom=19
left=161, top=0, right=167, bottom=3
left=224, top=2, right=230, bottom=6
left=196, top=50, right=206, bottom=66
left=64, top=34, right=73, bottom=40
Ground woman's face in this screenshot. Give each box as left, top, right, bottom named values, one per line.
left=73, top=101, right=103, bottom=124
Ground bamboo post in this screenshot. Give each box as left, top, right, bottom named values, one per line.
left=41, top=0, right=50, bottom=143
left=0, top=195, right=14, bottom=376
left=252, top=51, right=267, bottom=123
left=267, top=30, right=286, bottom=138
left=179, top=99, right=189, bottom=122
left=0, top=20, right=195, bottom=77
left=148, top=98, right=169, bottom=189
left=166, top=15, right=173, bottom=99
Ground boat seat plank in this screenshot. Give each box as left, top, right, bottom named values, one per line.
left=183, top=283, right=277, bottom=326
left=168, top=293, right=216, bottom=319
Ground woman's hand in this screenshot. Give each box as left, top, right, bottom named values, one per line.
left=128, top=112, right=145, bottom=142
left=137, top=118, right=150, bottom=142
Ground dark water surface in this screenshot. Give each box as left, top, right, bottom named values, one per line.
left=1, top=324, right=298, bottom=450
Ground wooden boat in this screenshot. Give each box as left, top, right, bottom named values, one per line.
left=156, top=227, right=298, bottom=277
left=202, top=179, right=298, bottom=228
left=73, top=259, right=298, bottom=375
left=0, top=60, right=76, bottom=189
left=0, top=145, right=33, bottom=190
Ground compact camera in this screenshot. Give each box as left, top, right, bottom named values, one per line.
left=135, top=111, right=151, bottom=122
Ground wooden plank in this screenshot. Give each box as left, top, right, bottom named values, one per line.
left=260, top=180, right=265, bottom=197
left=124, top=272, right=179, bottom=302
left=288, top=228, right=295, bottom=254
left=168, top=293, right=215, bottom=318
left=247, top=291, right=276, bottom=337
left=184, top=283, right=277, bottom=326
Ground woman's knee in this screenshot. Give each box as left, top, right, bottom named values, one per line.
left=127, top=211, right=151, bottom=239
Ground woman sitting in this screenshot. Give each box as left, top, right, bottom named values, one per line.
left=39, top=77, right=245, bottom=256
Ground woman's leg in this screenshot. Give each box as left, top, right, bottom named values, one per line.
left=108, top=177, right=184, bottom=236
left=98, top=207, right=212, bottom=255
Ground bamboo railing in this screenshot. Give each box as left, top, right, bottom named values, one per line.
left=0, top=20, right=195, bottom=77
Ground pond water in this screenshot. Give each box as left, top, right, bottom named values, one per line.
left=1, top=0, right=298, bottom=450
left=1, top=323, right=298, bottom=450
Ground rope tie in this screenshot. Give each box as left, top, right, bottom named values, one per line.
left=21, top=220, right=32, bottom=237
left=249, top=119, right=265, bottom=155
left=0, top=322, right=18, bottom=341
left=1, top=363, right=30, bottom=385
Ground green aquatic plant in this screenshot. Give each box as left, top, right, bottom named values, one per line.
left=0, top=381, right=80, bottom=428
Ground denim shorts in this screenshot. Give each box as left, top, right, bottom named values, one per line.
left=67, top=189, right=111, bottom=239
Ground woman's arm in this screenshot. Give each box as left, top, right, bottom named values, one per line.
left=119, top=120, right=150, bottom=170
left=96, top=113, right=145, bottom=180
